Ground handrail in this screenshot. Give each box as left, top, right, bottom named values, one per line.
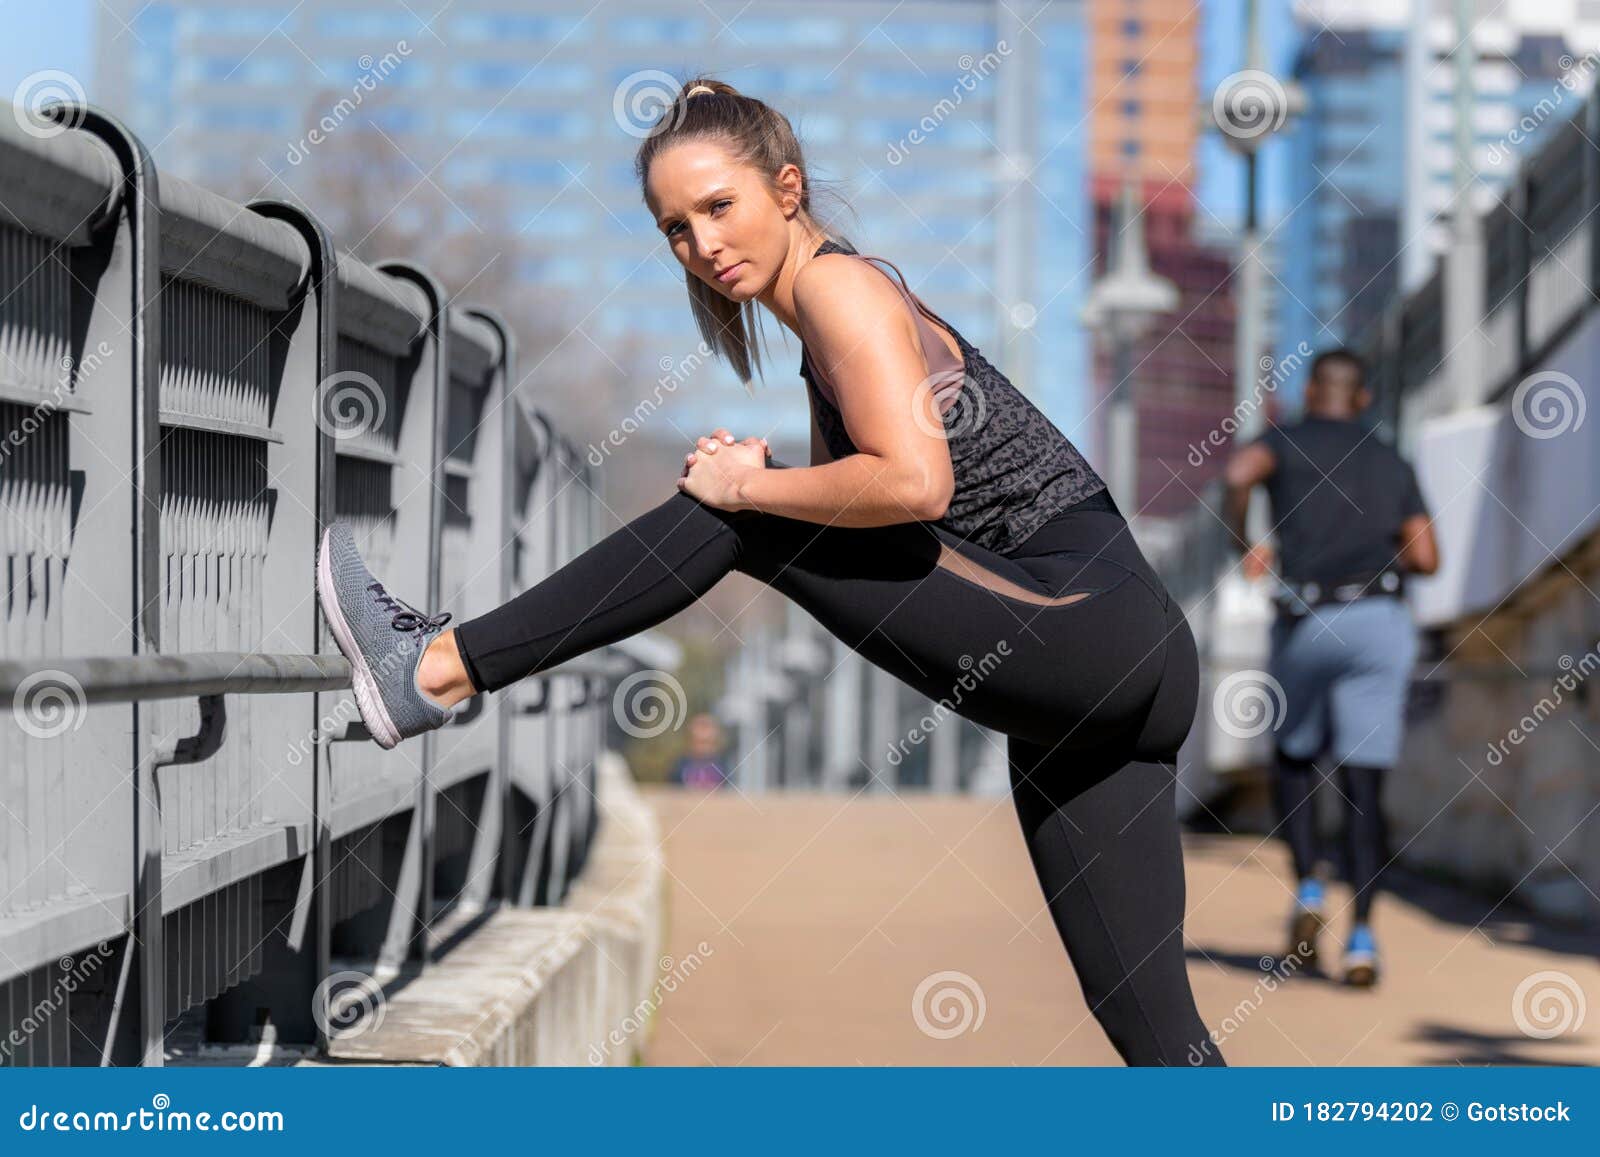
left=0, top=653, right=351, bottom=703
left=0, top=650, right=635, bottom=705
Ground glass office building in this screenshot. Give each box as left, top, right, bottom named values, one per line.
left=95, top=0, right=1094, bottom=447
left=1280, top=1, right=1600, bottom=389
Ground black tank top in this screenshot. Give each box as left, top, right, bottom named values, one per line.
left=797, top=238, right=1109, bottom=555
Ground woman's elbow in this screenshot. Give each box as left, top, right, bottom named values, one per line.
left=911, top=472, right=953, bottom=521
left=919, top=490, right=951, bottom=521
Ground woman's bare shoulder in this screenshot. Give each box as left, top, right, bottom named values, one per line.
left=793, top=253, right=914, bottom=353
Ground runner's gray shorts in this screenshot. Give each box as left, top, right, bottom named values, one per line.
left=1267, top=596, right=1418, bottom=768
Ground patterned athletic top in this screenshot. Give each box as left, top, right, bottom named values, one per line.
left=797, top=238, right=1107, bottom=555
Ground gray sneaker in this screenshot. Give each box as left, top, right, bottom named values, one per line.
left=316, top=523, right=454, bottom=749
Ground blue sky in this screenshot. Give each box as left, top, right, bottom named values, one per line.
left=0, top=0, right=95, bottom=101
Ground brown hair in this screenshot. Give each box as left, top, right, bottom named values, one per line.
left=633, top=75, right=854, bottom=387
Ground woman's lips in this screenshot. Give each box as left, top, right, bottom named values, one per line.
left=716, top=262, right=745, bottom=283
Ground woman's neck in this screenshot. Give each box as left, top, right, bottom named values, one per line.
left=760, top=225, right=834, bottom=336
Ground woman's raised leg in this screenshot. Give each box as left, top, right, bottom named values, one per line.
left=451, top=464, right=1173, bottom=749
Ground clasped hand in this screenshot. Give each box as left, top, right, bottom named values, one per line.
left=677, top=427, right=770, bottom=510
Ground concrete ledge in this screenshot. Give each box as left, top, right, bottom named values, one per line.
left=162, top=822, right=310, bottom=914
left=322, top=751, right=664, bottom=1066
left=0, top=892, right=130, bottom=985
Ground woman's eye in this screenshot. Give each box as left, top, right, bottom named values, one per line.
left=666, top=201, right=730, bottom=240
left=665, top=204, right=732, bottom=241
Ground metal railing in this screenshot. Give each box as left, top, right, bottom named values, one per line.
left=1352, top=84, right=1600, bottom=442
left=0, top=103, right=630, bottom=1065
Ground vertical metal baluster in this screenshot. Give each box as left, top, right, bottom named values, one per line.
left=46, top=413, right=65, bottom=907
left=23, top=413, right=42, bottom=910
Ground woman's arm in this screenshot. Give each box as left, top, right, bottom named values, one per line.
left=735, top=255, right=954, bottom=526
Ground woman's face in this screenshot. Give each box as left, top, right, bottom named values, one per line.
left=647, top=140, right=792, bottom=301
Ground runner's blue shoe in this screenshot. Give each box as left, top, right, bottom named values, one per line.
left=1342, top=923, right=1380, bottom=988
left=316, top=523, right=454, bottom=749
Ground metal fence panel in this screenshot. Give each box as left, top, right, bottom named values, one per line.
left=0, top=104, right=635, bottom=1064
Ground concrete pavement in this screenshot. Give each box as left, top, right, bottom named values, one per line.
left=641, top=785, right=1600, bottom=1066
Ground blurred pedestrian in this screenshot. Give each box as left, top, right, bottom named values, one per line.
left=671, top=713, right=729, bottom=790
left=1223, top=348, right=1439, bottom=987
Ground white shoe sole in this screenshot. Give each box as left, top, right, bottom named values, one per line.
left=317, top=526, right=402, bottom=750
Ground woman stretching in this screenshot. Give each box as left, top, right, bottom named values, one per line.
left=316, top=78, right=1221, bottom=1067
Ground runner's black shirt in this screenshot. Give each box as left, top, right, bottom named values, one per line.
left=1253, top=416, right=1429, bottom=587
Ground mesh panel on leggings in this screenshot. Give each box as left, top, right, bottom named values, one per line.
left=933, top=543, right=1094, bottom=606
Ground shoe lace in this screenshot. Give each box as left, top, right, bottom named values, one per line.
left=368, top=581, right=453, bottom=634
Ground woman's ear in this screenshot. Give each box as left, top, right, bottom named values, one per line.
left=775, top=164, right=803, bottom=217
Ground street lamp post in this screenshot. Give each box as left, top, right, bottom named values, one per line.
left=1207, top=0, right=1304, bottom=446
left=1082, top=178, right=1179, bottom=520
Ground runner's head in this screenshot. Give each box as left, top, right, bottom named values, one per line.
left=636, top=76, right=846, bottom=386
left=1304, top=348, right=1371, bottom=419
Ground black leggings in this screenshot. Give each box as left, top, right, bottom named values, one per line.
left=1274, top=751, right=1388, bottom=923
left=455, top=464, right=1220, bottom=1065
